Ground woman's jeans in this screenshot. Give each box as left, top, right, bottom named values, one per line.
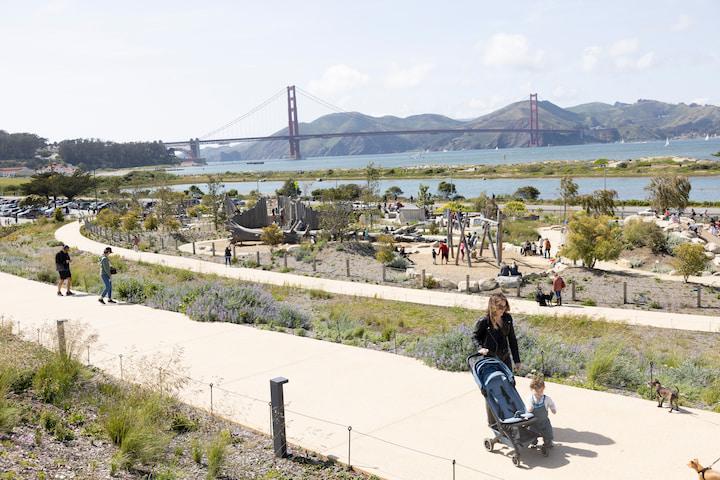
left=101, top=274, right=112, bottom=299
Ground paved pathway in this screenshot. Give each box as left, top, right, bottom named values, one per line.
left=58, top=222, right=720, bottom=333
left=2, top=271, right=719, bottom=480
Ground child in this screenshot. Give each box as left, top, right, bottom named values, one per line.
left=528, top=376, right=557, bottom=448
left=432, top=247, right=437, bottom=265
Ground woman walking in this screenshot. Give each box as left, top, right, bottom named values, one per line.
left=99, top=247, right=116, bottom=304
left=473, top=293, right=522, bottom=371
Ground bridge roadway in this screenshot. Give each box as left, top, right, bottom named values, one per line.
left=0, top=229, right=717, bottom=479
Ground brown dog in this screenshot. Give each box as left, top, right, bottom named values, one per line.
left=648, top=380, right=679, bottom=412
left=688, top=459, right=720, bottom=480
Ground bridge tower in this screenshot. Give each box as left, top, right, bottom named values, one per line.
left=529, top=93, right=540, bottom=146
left=287, top=85, right=301, bottom=159
left=189, top=138, right=200, bottom=160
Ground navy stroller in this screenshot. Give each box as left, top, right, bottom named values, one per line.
left=467, top=354, right=547, bottom=467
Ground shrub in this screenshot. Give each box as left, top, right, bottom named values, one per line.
left=581, top=298, right=597, bottom=306
left=53, top=208, right=65, bottom=222
left=33, top=355, right=82, bottom=405
left=387, top=256, right=410, bottom=269
left=561, top=212, right=623, bottom=268
left=623, top=219, right=667, bottom=253
left=412, top=324, right=475, bottom=371
left=170, top=412, right=198, bottom=433
left=206, top=430, right=231, bottom=479
left=672, top=243, right=708, bottom=282
left=260, top=224, right=284, bottom=247
left=0, top=373, right=19, bottom=433
left=191, top=438, right=203, bottom=464
left=423, top=275, right=438, bottom=289
left=121, top=210, right=141, bottom=232
left=428, top=222, right=440, bottom=235
left=143, top=215, right=159, bottom=231
left=115, top=278, right=160, bottom=303
left=503, top=200, right=527, bottom=218
left=587, top=348, right=616, bottom=388
left=97, top=209, right=121, bottom=229
left=308, top=289, right=332, bottom=300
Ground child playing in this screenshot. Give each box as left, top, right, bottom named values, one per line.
left=431, top=248, right=437, bottom=265
left=527, top=376, right=557, bottom=448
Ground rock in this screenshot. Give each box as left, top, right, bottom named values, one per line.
left=496, top=275, right=522, bottom=288
left=704, top=252, right=716, bottom=260
left=479, top=278, right=499, bottom=291
left=669, top=231, right=693, bottom=241
left=713, top=257, right=720, bottom=267
left=523, top=272, right=543, bottom=283
left=457, top=280, right=480, bottom=293
left=405, top=268, right=417, bottom=278
left=617, top=258, right=632, bottom=268
left=690, top=237, right=706, bottom=245
left=437, top=278, right=457, bottom=289
left=705, top=242, right=720, bottom=254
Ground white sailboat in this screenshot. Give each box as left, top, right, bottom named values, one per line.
left=495, top=146, right=499, bottom=150
left=620, top=138, right=625, bottom=144
left=665, top=137, right=670, bottom=147
left=706, top=133, right=710, bottom=141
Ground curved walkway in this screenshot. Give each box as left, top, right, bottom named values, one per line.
left=2, top=271, right=719, bottom=480
left=58, top=222, right=720, bottom=333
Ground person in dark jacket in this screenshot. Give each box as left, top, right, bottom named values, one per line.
left=224, top=246, right=232, bottom=266
left=55, top=245, right=74, bottom=296
left=472, top=293, right=522, bottom=371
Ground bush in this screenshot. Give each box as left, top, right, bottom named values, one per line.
left=412, top=324, right=475, bottom=371
left=191, top=438, right=203, bottom=464
left=580, top=298, right=597, bottom=306
left=503, top=200, right=528, bottom=218
left=0, top=373, right=19, bottom=433
left=587, top=347, right=616, bottom=388
left=97, top=209, right=121, bottom=229
left=561, top=212, right=623, bottom=268
left=387, top=256, right=410, bottom=269
left=672, top=243, right=708, bottom=282
left=260, top=224, right=284, bottom=247
left=143, top=215, right=159, bottom=231
left=115, top=277, right=160, bottom=303
left=33, top=355, right=82, bottom=405
left=623, top=219, right=667, bottom=253
left=206, top=430, right=231, bottom=479
left=53, top=208, right=65, bottom=222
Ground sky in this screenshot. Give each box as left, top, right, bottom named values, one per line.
left=1, top=0, right=718, bottom=142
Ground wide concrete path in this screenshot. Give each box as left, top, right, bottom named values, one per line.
left=2, top=271, right=718, bottom=480
left=58, top=222, right=720, bottom=333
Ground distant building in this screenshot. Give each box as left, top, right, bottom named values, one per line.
left=398, top=203, right=426, bottom=223
left=36, top=163, right=78, bottom=175
left=0, top=167, right=34, bottom=177
left=179, top=159, right=205, bottom=167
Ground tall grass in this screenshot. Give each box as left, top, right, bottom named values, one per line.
left=0, top=371, right=19, bottom=433
left=33, top=354, right=82, bottom=405
left=206, top=430, right=231, bottom=480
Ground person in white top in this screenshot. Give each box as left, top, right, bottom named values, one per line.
left=527, top=376, right=557, bottom=448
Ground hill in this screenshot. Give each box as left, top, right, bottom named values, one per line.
left=206, top=98, right=720, bottom=161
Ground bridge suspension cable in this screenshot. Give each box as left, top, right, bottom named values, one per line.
left=199, top=87, right=287, bottom=140
left=296, top=87, right=369, bottom=122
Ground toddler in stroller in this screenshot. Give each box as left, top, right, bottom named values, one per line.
left=468, top=353, right=547, bottom=467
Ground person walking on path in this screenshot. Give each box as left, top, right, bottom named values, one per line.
left=224, top=246, right=232, bottom=266
left=55, top=245, right=74, bottom=296
left=552, top=272, right=566, bottom=306
left=544, top=238, right=551, bottom=258
left=527, top=376, right=557, bottom=448
left=438, top=241, right=449, bottom=264
left=99, top=247, right=116, bottom=304
left=472, top=293, right=522, bottom=372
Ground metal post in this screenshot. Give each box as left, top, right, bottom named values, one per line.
left=346, top=258, right=350, bottom=277
left=212, top=242, right=215, bottom=257
left=347, top=426, right=352, bottom=468
left=256, top=251, right=261, bottom=265
left=270, top=377, right=290, bottom=458
left=192, top=241, right=196, bottom=255
left=623, top=282, right=627, bottom=304
left=422, top=269, right=426, bottom=288
left=697, top=287, right=701, bottom=308
left=452, top=459, right=456, bottom=480
left=209, top=383, right=214, bottom=415
left=382, top=265, right=386, bottom=282
left=649, top=361, right=654, bottom=382
left=56, top=320, right=67, bottom=358
left=572, top=282, right=576, bottom=301
left=466, top=274, right=470, bottom=294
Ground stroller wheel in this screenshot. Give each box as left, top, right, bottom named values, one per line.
left=541, top=446, right=548, bottom=457
left=483, top=439, right=493, bottom=452
left=512, top=455, right=521, bottom=467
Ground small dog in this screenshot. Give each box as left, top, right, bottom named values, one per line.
left=648, top=379, right=679, bottom=412
left=688, top=459, right=720, bottom=480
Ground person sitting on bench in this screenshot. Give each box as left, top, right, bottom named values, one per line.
left=499, top=262, right=511, bottom=276
left=509, top=261, right=521, bottom=276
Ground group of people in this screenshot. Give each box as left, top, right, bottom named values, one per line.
left=534, top=272, right=566, bottom=306
left=498, top=261, right=521, bottom=277
left=54, top=244, right=116, bottom=303
left=473, top=293, right=557, bottom=448
left=431, top=232, right=483, bottom=265
left=521, top=237, right=552, bottom=258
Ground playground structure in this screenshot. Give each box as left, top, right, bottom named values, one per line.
left=225, top=195, right=319, bottom=244
left=446, top=210, right=504, bottom=267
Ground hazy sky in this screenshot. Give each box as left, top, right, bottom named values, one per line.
left=1, top=0, right=718, bottom=142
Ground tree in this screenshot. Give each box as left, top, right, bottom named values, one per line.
left=226, top=189, right=239, bottom=198
left=437, top=181, right=457, bottom=200
left=57, top=171, right=94, bottom=201
left=672, top=243, right=708, bottom=282
left=513, top=186, right=540, bottom=201
left=188, top=185, right=205, bottom=198
left=58, top=138, right=177, bottom=170
left=560, top=212, right=623, bottom=268
left=0, top=130, right=47, bottom=160
left=318, top=202, right=354, bottom=242
left=503, top=200, right=528, bottom=218
left=364, top=162, right=380, bottom=200
left=19, top=195, right=46, bottom=208
left=21, top=173, right=61, bottom=203
left=276, top=179, right=300, bottom=197
left=645, top=175, right=691, bottom=212
left=96, top=209, right=121, bottom=229
left=203, top=175, right=225, bottom=230
left=580, top=189, right=617, bottom=216
left=416, top=184, right=433, bottom=210
left=121, top=210, right=140, bottom=232
left=559, top=176, right=579, bottom=220
left=143, top=214, right=159, bottom=231
left=442, top=201, right=467, bottom=213
left=260, top=224, right=284, bottom=248
left=622, top=219, right=667, bottom=254
left=156, top=187, right=184, bottom=226
left=384, top=186, right=403, bottom=200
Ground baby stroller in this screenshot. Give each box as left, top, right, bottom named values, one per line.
left=467, top=353, right=547, bottom=467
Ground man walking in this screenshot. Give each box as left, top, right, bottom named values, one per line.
left=552, top=272, right=566, bottom=306
left=544, top=238, right=551, bottom=259
left=55, top=245, right=74, bottom=296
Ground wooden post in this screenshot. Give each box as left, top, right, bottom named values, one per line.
left=495, top=209, right=503, bottom=266
left=160, top=237, right=164, bottom=249
left=466, top=274, right=470, bottom=294
left=192, top=241, right=196, bottom=255
left=346, top=258, right=350, bottom=277
left=516, top=282, right=521, bottom=298
left=283, top=252, right=288, bottom=268
left=175, top=238, right=179, bottom=250
left=422, top=269, right=426, bottom=288
left=697, top=287, right=701, bottom=308
left=571, top=282, right=576, bottom=301
left=256, top=251, right=260, bottom=265
left=232, top=245, right=236, bottom=259
left=211, top=242, right=215, bottom=257
left=382, top=265, right=386, bottom=282
left=623, top=282, right=627, bottom=304
left=312, top=258, right=317, bottom=272
left=56, top=320, right=67, bottom=358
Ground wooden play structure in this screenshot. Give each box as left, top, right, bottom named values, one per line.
left=446, top=210, right=503, bottom=267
